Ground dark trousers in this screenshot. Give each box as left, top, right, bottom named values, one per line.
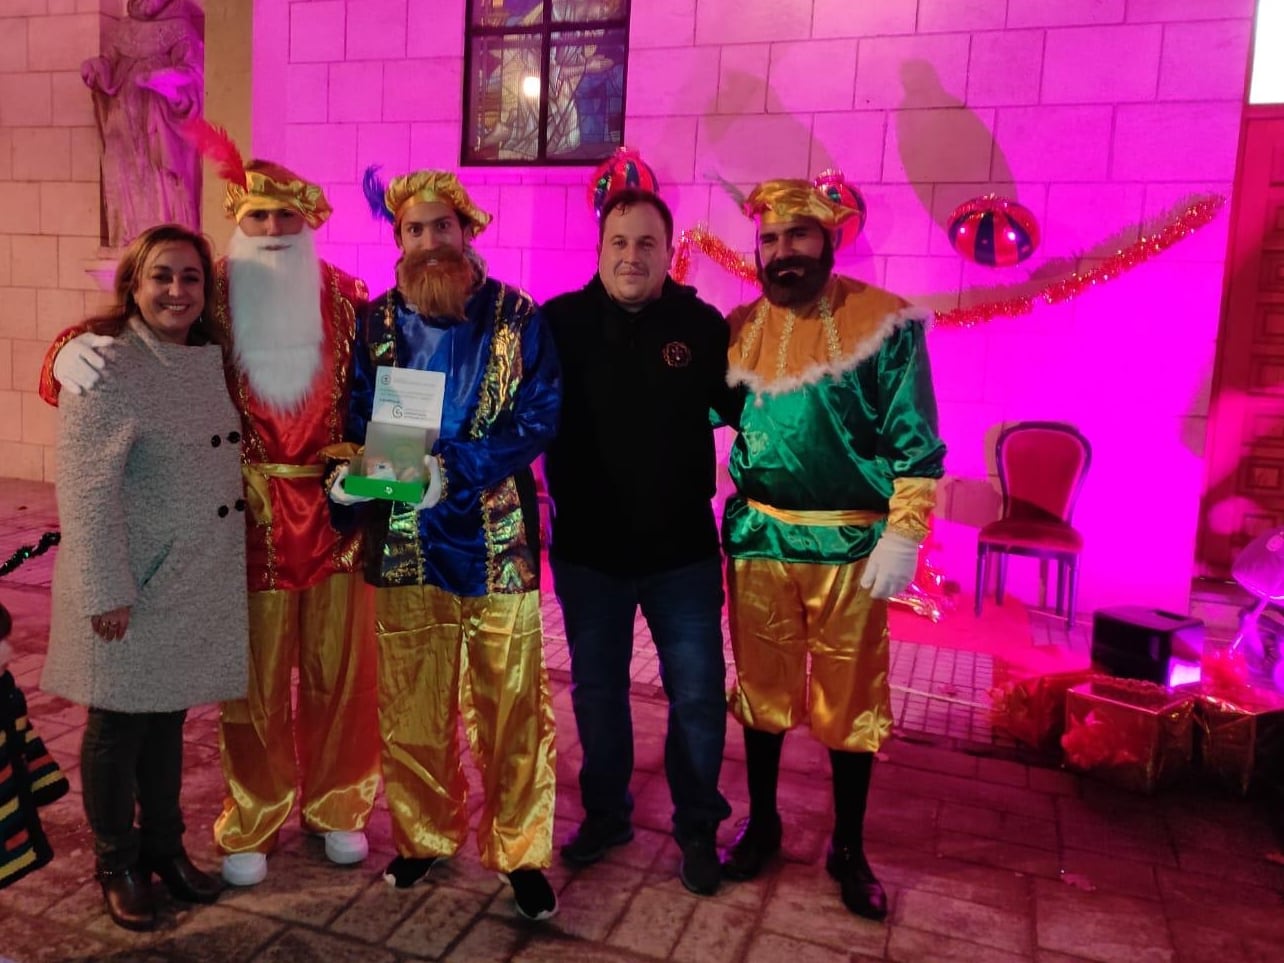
left=553, top=555, right=732, bottom=840
left=80, top=708, right=187, bottom=871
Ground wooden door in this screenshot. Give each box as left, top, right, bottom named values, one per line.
left=1199, top=108, right=1284, bottom=577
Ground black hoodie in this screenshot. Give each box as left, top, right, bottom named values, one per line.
left=542, top=275, right=743, bottom=576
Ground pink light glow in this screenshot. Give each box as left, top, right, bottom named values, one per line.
left=250, top=0, right=1245, bottom=619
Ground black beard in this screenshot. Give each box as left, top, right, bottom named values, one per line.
left=759, top=254, right=833, bottom=308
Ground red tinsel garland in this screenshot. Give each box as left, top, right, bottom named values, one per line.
left=672, top=227, right=758, bottom=285
left=672, top=195, right=1226, bottom=327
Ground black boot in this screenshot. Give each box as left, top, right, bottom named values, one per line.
left=96, top=865, right=156, bottom=931
left=722, top=727, right=785, bottom=880
left=141, top=851, right=222, bottom=903
left=829, top=749, right=886, bottom=921
left=825, top=841, right=887, bottom=921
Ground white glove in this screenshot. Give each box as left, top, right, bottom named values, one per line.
left=415, top=455, right=443, bottom=511
left=328, top=464, right=373, bottom=506
left=53, top=332, right=115, bottom=395
left=859, top=530, right=920, bottom=600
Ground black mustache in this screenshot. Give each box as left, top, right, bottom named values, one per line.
left=765, top=256, right=822, bottom=283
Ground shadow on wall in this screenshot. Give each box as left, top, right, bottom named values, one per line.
left=895, top=60, right=1016, bottom=231
left=699, top=71, right=890, bottom=288
left=700, top=69, right=819, bottom=199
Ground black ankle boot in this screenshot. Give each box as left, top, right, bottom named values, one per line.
left=141, top=851, right=222, bottom=903
left=721, top=813, right=782, bottom=880
left=825, top=842, right=887, bottom=921
left=96, top=866, right=157, bottom=931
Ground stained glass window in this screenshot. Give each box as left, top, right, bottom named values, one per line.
left=464, top=1, right=630, bottom=164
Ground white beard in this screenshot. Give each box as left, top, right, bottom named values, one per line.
left=227, top=226, right=326, bottom=411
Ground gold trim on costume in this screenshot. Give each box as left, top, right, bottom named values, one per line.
left=726, top=277, right=928, bottom=397
left=469, top=286, right=538, bottom=594
left=362, top=320, right=426, bottom=584
left=242, top=463, right=325, bottom=526
left=372, top=300, right=398, bottom=367
left=740, top=295, right=843, bottom=380
left=380, top=502, right=424, bottom=584
left=887, top=477, right=937, bottom=543
left=746, top=499, right=886, bottom=528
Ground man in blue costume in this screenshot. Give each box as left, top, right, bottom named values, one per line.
left=331, top=170, right=561, bottom=921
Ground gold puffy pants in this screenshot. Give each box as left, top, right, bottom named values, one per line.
left=215, top=572, right=380, bottom=853
left=376, top=583, right=556, bottom=872
left=727, top=556, right=891, bottom=752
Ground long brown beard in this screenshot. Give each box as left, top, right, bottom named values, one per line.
left=396, top=247, right=474, bottom=320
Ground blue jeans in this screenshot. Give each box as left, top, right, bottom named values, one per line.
left=552, top=555, right=732, bottom=839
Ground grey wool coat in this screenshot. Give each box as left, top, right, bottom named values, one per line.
left=42, top=317, right=249, bottom=713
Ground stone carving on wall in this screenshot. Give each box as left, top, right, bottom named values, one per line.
left=82, top=0, right=205, bottom=248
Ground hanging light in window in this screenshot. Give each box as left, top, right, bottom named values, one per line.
left=521, top=75, right=541, bottom=99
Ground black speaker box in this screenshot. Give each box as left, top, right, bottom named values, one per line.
left=1090, top=606, right=1204, bottom=684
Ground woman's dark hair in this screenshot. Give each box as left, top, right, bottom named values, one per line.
left=86, top=223, right=220, bottom=347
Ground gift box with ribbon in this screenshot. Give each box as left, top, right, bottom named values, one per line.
left=1061, top=677, right=1196, bottom=794
left=988, top=669, right=1095, bottom=752
left=1173, top=640, right=1284, bottom=795
left=1195, top=693, right=1284, bottom=796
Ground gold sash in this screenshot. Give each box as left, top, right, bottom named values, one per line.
left=746, top=498, right=885, bottom=528
left=242, top=442, right=361, bottom=525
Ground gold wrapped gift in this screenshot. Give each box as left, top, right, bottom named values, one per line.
left=1062, top=678, right=1196, bottom=794
left=1180, top=683, right=1284, bottom=797
left=988, top=670, right=1094, bottom=751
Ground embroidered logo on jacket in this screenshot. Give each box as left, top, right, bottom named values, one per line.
left=662, top=341, right=692, bottom=368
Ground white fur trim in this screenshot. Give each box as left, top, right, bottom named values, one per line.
left=728, top=305, right=927, bottom=397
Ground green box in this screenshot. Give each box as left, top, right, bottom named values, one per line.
left=348, top=418, right=430, bottom=503
left=343, top=473, right=424, bottom=504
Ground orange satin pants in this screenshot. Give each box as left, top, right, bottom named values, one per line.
left=375, top=583, right=556, bottom=872
left=215, top=572, right=381, bottom=853
left=726, top=556, right=892, bottom=752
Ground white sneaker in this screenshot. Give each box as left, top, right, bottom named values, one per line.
left=222, top=852, right=268, bottom=887
left=324, top=830, right=369, bottom=865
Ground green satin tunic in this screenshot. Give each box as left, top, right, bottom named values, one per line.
left=723, top=319, right=946, bottom=564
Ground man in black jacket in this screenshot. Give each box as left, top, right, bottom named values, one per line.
left=542, top=189, right=741, bottom=896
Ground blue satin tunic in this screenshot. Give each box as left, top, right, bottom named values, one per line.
left=348, top=279, right=561, bottom=597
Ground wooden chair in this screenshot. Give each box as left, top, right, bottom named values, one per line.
left=974, top=422, right=1092, bottom=626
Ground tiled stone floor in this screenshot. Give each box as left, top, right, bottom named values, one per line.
left=3, top=478, right=1284, bottom=963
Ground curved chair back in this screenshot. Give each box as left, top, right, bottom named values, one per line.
left=996, top=422, right=1092, bottom=526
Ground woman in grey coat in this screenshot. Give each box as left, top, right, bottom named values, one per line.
left=42, top=224, right=249, bottom=932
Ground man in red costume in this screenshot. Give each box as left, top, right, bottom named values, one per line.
left=40, top=129, right=381, bottom=889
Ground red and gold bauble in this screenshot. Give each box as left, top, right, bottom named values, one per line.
left=812, top=168, right=867, bottom=249
left=588, top=147, right=659, bottom=218
left=948, top=194, right=1040, bottom=267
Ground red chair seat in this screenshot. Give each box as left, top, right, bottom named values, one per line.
left=978, top=519, right=1083, bottom=554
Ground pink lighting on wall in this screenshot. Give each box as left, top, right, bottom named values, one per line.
left=248, top=0, right=1248, bottom=619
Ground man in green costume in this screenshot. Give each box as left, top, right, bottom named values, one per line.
left=719, top=175, right=946, bottom=921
